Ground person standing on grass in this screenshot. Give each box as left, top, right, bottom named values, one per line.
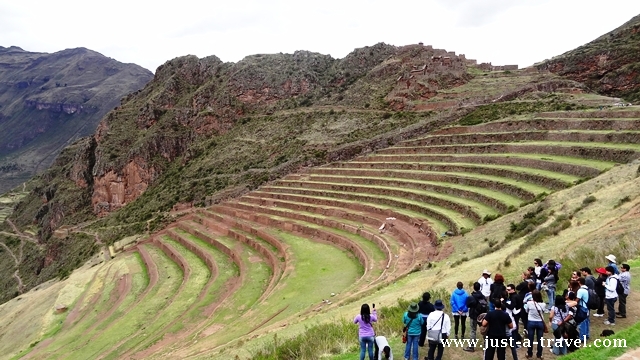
left=524, top=290, right=546, bottom=360
left=534, top=258, right=543, bottom=290
left=580, top=267, right=596, bottom=290
left=418, top=292, right=435, bottom=347
left=549, top=295, right=572, bottom=355
left=425, top=300, right=450, bottom=360
left=542, top=262, right=558, bottom=313
left=478, top=269, right=493, bottom=299
left=576, top=277, right=590, bottom=340
left=617, top=263, right=631, bottom=319
left=481, top=299, right=514, bottom=360
left=354, top=303, right=377, bottom=360
left=603, top=266, right=619, bottom=326
left=605, top=254, right=620, bottom=275
left=450, top=281, right=469, bottom=339
left=403, top=302, right=424, bottom=360
left=594, top=267, right=608, bottom=317
left=463, top=282, right=486, bottom=352
left=489, top=273, right=506, bottom=312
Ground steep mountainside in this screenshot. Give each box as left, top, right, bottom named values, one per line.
left=1, top=43, right=490, bottom=299
left=0, top=46, right=153, bottom=193
left=539, top=14, right=640, bottom=102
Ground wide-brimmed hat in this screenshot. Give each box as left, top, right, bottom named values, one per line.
left=407, top=302, right=419, bottom=312
left=605, top=254, right=617, bottom=263
left=482, top=269, right=491, bottom=275
left=595, top=267, right=607, bottom=275
left=434, top=300, right=445, bottom=310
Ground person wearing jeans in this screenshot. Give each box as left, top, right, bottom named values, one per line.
left=603, top=266, right=619, bottom=325
left=525, top=290, right=546, bottom=359
left=403, top=302, right=424, bottom=360
left=617, top=263, right=631, bottom=318
left=576, top=277, right=590, bottom=340
left=354, top=303, right=377, bottom=360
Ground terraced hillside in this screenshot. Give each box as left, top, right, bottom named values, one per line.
left=8, top=104, right=640, bottom=360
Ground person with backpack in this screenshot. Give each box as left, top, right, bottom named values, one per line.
left=402, top=302, right=424, bottom=360
left=489, top=273, right=506, bottom=311
left=463, top=282, right=486, bottom=353
left=450, top=282, right=469, bottom=339
left=354, top=303, right=378, bottom=360
left=576, top=277, right=592, bottom=340
left=425, top=300, right=450, bottom=360
left=603, top=266, right=620, bottom=325
left=617, top=263, right=631, bottom=319
left=549, top=295, right=573, bottom=355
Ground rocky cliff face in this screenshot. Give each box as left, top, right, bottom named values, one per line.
left=538, top=14, right=640, bottom=102
left=0, top=46, right=153, bottom=193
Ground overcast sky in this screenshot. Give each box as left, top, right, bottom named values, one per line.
left=2, top=0, right=639, bottom=73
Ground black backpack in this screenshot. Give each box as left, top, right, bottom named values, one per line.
left=585, top=288, right=599, bottom=310
left=615, top=276, right=625, bottom=295
left=476, top=297, right=488, bottom=314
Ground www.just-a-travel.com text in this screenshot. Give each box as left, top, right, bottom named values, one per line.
left=441, top=336, right=627, bottom=349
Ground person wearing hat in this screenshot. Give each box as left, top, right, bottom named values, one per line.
left=603, top=266, right=620, bottom=325
left=403, top=302, right=424, bottom=360
left=605, top=255, right=620, bottom=275
left=593, top=267, right=608, bottom=317
left=425, top=300, right=451, bottom=360
left=478, top=270, right=494, bottom=298
left=617, top=263, right=631, bottom=318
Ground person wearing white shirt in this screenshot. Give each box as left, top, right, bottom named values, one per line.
left=425, top=300, right=451, bottom=360
left=478, top=269, right=494, bottom=298
left=374, top=336, right=393, bottom=360
left=603, top=266, right=619, bottom=325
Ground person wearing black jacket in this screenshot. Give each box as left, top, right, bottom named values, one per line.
left=418, top=291, right=435, bottom=346
left=463, top=282, right=486, bottom=352
left=594, top=268, right=608, bottom=317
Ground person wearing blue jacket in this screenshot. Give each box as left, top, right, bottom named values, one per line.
left=450, top=281, right=469, bottom=339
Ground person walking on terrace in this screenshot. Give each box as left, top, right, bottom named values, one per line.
left=450, top=281, right=469, bottom=339
left=354, top=303, right=378, bottom=360
left=403, top=302, right=424, bottom=360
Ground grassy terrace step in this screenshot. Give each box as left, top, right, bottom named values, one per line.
left=375, top=142, right=640, bottom=163
left=294, top=169, right=545, bottom=201
left=48, top=244, right=183, bottom=360
left=178, top=218, right=284, bottom=303
left=243, top=189, right=472, bottom=233
left=260, top=183, right=499, bottom=222
left=215, top=203, right=389, bottom=281
left=107, top=235, right=211, bottom=358
left=195, top=210, right=288, bottom=261
left=357, top=153, right=607, bottom=178
left=274, top=177, right=522, bottom=213
left=433, top=119, right=640, bottom=135
left=402, top=130, right=640, bottom=147
left=131, top=229, right=242, bottom=360
left=227, top=194, right=445, bottom=241
left=182, top=228, right=363, bottom=356
left=34, top=260, right=146, bottom=359
left=537, top=110, right=640, bottom=118
left=209, top=203, right=373, bottom=279
left=219, top=201, right=396, bottom=269
left=320, top=162, right=572, bottom=190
